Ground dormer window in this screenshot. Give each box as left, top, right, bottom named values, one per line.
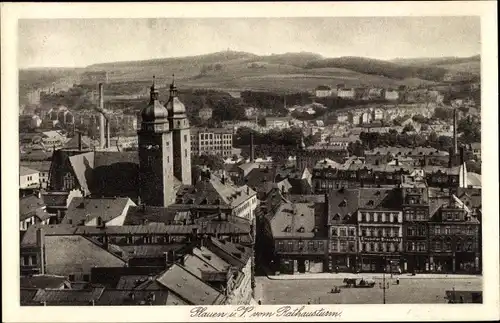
left=367, top=200, right=374, bottom=206
left=285, top=226, right=291, bottom=233
left=339, top=199, right=347, bottom=207
left=298, top=227, right=305, bottom=233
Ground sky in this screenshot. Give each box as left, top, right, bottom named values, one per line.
left=18, top=17, right=481, bottom=68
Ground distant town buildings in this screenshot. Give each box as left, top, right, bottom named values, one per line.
left=191, top=128, right=233, bottom=157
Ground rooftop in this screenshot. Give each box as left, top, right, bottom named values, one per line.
left=62, top=197, right=133, bottom=225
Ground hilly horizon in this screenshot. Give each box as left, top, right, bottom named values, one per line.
left=20, top=50, right=480, bottom=93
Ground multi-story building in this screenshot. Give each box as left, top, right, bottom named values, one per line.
left=364, top=147, right=450, bottom=166
left=265, top=117, right=291, bottom=130
left=402, top=185, right=431, bottom=272
left=384, top=89, right=400, bottom=101
left=264, top=201, right=328, bottom=274
left=428, top=194, right=481, bottom=273
left=337, top=88, right=356, bottom=99
left=296, top=139, right=350, bottom=171
left=357, top=188, right=403, bottom=272
left=20, top=166, right=40, bottom=189
left=326, top=188, right=359, bottom=272
left=190, top=128, right=233, bottom=157
left=315, top=85, right=333, bottom=98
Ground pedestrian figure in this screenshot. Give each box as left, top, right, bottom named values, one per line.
left=258, top=300, right=262, bottom=305
left=396, top=277, right=400, bottom=285
left=335, top=266, right=339, bottom=274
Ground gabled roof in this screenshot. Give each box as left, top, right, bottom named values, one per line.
left=192, top=246, right=231, bottom=272
left=20, top=195, right=49, bottom=221
left=358, top=188, right=401, bottom=210
left=96, top=289, right=173, bottom=306
left=207, top=237, right=252, bottom=268
left=63, top=135, right=92, bottom=150
left=20, top=275, right=70, bottom=289
left=31, top=287, right=105, bottom=305
left=62, top=197, right=133, bottom=225
left=176, top=175, right=256, bottom=208
left=328, top=189, right=360, bottom=224
left=124, top=205, right=193, bottom=225
left=270, top=202, right=317, bottom=239
left=156, top=264, right=225, bottom=305
left=20, top=166, right=39, bottom=176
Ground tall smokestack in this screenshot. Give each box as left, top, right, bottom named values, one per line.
left=453, top=108, right=458, bottom=156
left=250, top=133, right=255, bottom=163
left=106, top=119, right=110, bottom=149
left=98, top=83, right=105, bottom=149
left=78, top=131, right=82, bottom=151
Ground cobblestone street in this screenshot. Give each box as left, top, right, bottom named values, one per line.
left=255, top=276, right=482, bottom=304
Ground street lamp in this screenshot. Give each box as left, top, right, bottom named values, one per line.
left=379, top=257, right=390, bottom=304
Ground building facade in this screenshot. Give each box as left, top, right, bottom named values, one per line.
left=190, top=128, right=233, bottom=158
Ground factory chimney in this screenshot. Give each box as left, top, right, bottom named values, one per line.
left=250, top=133, right=255, bottom=163
left=453, top=108, right=458, bottom=156
left=98, top=83, right=105, bottom=149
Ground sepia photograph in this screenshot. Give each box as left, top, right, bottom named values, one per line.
left=2, top=1, right=499, bottom=322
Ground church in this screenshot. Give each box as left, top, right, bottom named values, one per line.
left=46, top=77, right=193, bottom=208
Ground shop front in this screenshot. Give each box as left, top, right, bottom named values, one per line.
left=405, top=253, right=430, bottom=272
left=328, top=254, right=357, bottom=272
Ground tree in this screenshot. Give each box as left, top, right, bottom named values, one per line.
left=192, top=154, right=225, bottom=171
left=402, top=124, right=416, bottom=133
left=458, top=117, right=481, bottom=144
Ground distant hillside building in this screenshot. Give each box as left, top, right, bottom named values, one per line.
left=315, top=85, right=333, bottom=98
left=337, top=88, right=356, bottom=100
left=384, top=89, right=400, bottom=101
left=198, top=106, right=213, bottom=121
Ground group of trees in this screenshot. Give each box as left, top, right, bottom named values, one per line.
left=358, top=130, right=456, bottom=153
left=457, top=117, right=481, bottom=144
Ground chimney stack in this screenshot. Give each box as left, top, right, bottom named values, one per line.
left=78, top=131, right=83, bottom=151
left=98, top=83, right=105, bottom=149
left=106, top=119, right=110, bottom=149
left=250, top=133, right=255, bottom=163
left=36, top=228, right=45, bottom=275
left=459, top=146, right=465, bottom=165
left=453, top=108, right=458, bottom=156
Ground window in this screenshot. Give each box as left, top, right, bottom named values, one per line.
left=445, top=241, right=452, bottom=251
left=465, top=240, right=473, bottom=251
left=394, top=243, right=400, bottom=252
left=456, top=240, right=462, bottom=252
left=298, top=241, right=304, bottom=251
left=435, top=226, right=441, bottom=235
left=184, top=134, right=187, bottom=142
left=83, top=274, right=90, bottom=282
left=373, top=213, right=378, bottom=222
left=349, top=242, right=356, bottom=252
left=331, top=228, right=338, bottom=236
left=361, top=229, right=366, bottom=237
left=369, top=229, right=375, bottom=237
left=287, top=241, right=294, bottom=251
left=277, top=241, right=284, bottom=251
left=340, top=241, right=347, bottom=252
left=339, top=228, right=347, bottom=237
left=349, top=228, right=355, bottom=237
left=185, top=149, right=188, bottom=158
left=331, top=241, right=337, bottom=252
left=369, top=243, right=375, bottom=252
left=445, top=227, right=451, bottom=235
left=361, top=243, right=366, bottom=252
left=377, top=229, right=383, bottom=237
left=381, top=213, right=386, bottom=222
left=318, top=241, right=324, bottom=250
left=407, top=227, right=414, bottom=236
left=308, top=241, right=315, bottom=251
left=30, top=255, right=37, bottom=266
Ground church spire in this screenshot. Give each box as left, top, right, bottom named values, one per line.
left=169, top=74, right=178, bottom=97
left=150, top=75, right=159, bottom=102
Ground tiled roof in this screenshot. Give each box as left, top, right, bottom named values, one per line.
left=115, top=275, right=154, bottom=289
left=62, top=197, right=133, bottom=225
left=207, top=237, right=252, bottom=268
left=42, top=191, right=70, bottom=208
left=20, top=166, right=39, bottom=176
left=365, top=146, right=448, bottom=157
left=183, top=254, right=221, bottom=279
left=192, top=246, right=231, bottom=272
left=32, top=287, right=105, bottom=305
left=20, top=275, right=69, bottom=289
left=156, top=264, right=226, bottom=305
left=269, top=202, right=316, bottom=239
left=68, top=152, right=95, bottom=195
left=176, top=175, right=255, bottom=208
left=63, top=135, right=92, bottom=150
left=96, top=289, right=172, bottom=305
left=327, top=189, right=360, bottom=224
left=358, top=188, right=401, bottom=210
left=119, top=244, right=185, bottom=259
left=19, top=195, right=46, bottom=220
left=20, top=288, right=40, bottom=305
left=124, top=205, right=193, bottom=225
left=20, top=161, right=52, bottom=172
left=467, top=172, right=481, bottom=187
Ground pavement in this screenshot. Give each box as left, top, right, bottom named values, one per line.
left=266, top=272, right=481, bottom=280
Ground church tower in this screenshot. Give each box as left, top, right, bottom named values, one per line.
left=137, top=77, right=175, bottom=207
left=166, top=76, right=192, bottom=185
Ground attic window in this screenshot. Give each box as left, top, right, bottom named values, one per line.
left=285, top=226, right=291, bottom=232
left=367, top=200, right=374, bottom=206
left=334, top=213, right=341, bottom=220
left=300, top=213, right=304, bottom=217
left=298, top=227, right=305, bottom=233
left=339, top=199, right=347, bottom=207
left=375, top=191, right=381, bottom=195
left=200, top=198, right=208, bottom=205
left=77, top=202, right=85, bottom=209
